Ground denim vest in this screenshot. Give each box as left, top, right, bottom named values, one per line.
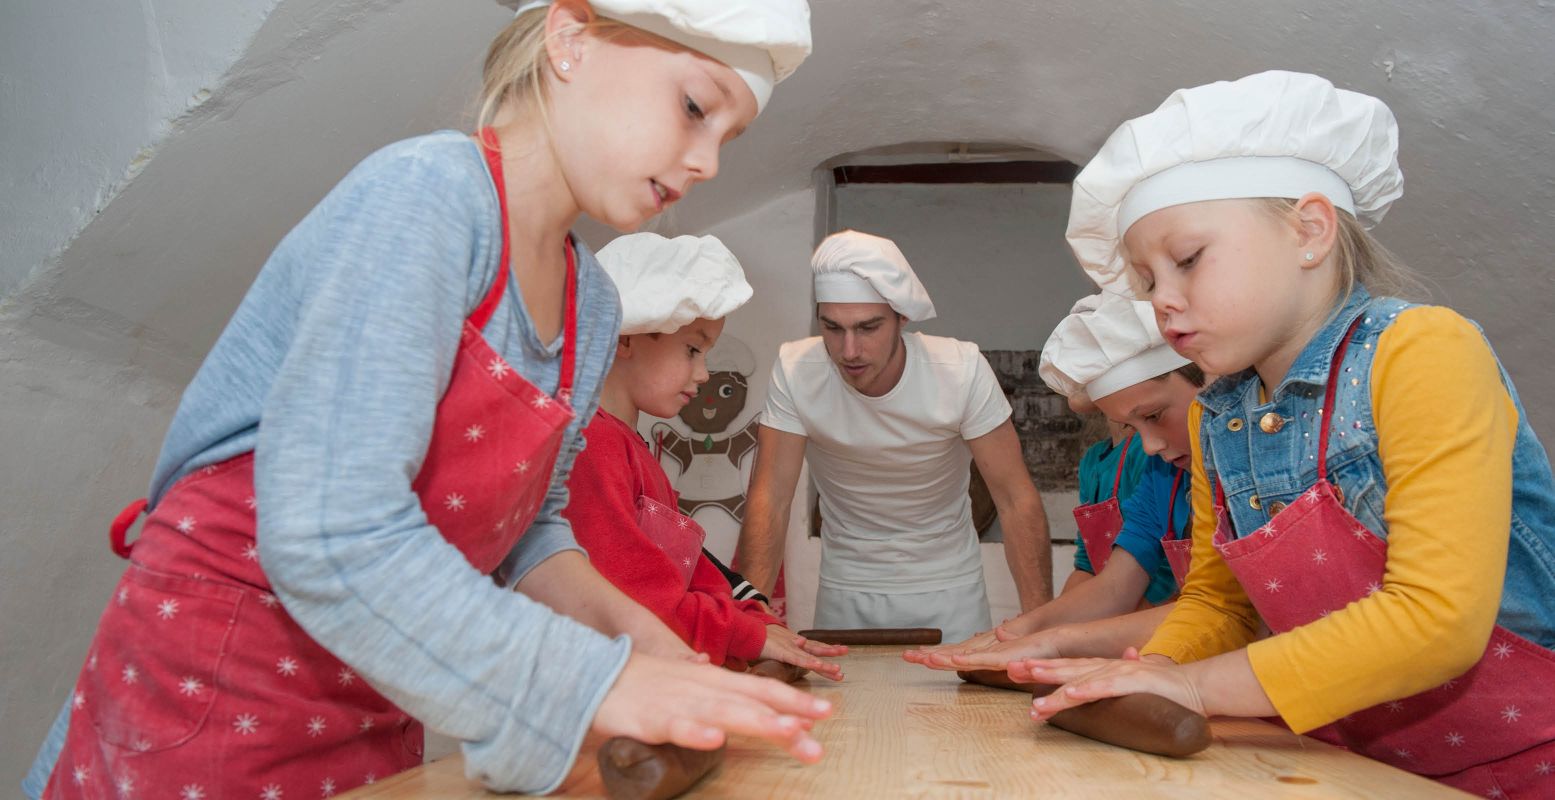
left=1196, top=288, right=1555, bottom=648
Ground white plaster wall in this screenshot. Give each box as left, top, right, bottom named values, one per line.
left=0, top=0, right=281, bottom=300
left=834, top=182, right=1093, bottom=352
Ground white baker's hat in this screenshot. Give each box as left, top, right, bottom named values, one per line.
left=1039, top=292, right=1191, bottom=401
left=1068, top=70, right=1404, bottom=297
left=596, top=233, right=753, bottom=335
left=502, top=0, right=811, bottom=114
left=811, top=230, right=936, bottom=322
left=705, top=335, right=756, bottom=376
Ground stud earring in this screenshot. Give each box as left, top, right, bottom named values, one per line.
left=1304, top=252, right=1315, bottom=261
left=559, top=60, right=571, bottom=72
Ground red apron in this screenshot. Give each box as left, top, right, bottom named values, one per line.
left=632, top=418, right=708, bottom=590
left=1211, top=317, right=1555, bottom=799
left=1159, top=467, right=1192, bottom=589
left=46, top=129, right=582, bottom=800
left=1073, top=434, right=1134, bottom=574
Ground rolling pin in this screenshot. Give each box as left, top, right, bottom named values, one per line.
left=957, top=670, right=1211, bottom=758
left=597, top=738, right=724, bottom=800
left=747, top=658, right=809, bottom=683
left=797, top=628, right=942, bottom=646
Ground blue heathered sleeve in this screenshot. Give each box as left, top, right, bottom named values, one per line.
left=252, top=142, right=628, bottom=794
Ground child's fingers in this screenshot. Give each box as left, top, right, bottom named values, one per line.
left=798, top=638, right=848, bottom=657
left=711, top=668, right=833, bottom=719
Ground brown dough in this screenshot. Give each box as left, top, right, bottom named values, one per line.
left=956, top=669, right=1044, bottom=693
left=747, top=659, right=809, bottom=683
left=957, top=671, right=1211, bottom=758
left=796, top=628, right=943, bottom=646
left=1048, top=693, right=1212, bottom=758
left=597, top=738, right=725, bottom=800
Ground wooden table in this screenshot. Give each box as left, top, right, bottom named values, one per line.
left=342, top=646, right=1468, bottom=799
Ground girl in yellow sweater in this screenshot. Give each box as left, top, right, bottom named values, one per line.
left=1021, top=71, right=1555, bottom=798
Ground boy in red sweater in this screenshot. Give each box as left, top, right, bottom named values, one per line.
left=568, top=233, right=844, bottom=679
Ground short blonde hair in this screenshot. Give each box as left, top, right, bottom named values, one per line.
left=1259, top=198, right=1428, bottom=304
left=476, top=7, right=633, bottom=136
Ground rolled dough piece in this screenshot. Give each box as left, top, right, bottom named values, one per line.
left=956, top=671, right=1211, bottom=758
left=598, top=738, right=725, bottom=800
left=796, top=628, right=942, bottom=646
left=1048, top=693, right=1212, bottom=758
left=747, top=659, right=809, bottom=683
left=956, top=668, right=1044, bottom=693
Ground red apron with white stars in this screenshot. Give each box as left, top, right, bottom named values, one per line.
left=1074, top=434, right=1133, bottom=574
left=45, top=129, right=580, bottom=800
left=1211, top=317, right=1555, bottom=799
left=1159, top=467, right=1192, bottom=589
left=637, top=496, right=707, bottom=589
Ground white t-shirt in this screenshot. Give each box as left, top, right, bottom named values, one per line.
left=761, top=332, right=1012, bottom=593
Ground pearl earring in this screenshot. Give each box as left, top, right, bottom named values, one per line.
left=559, top=60, right=571, bottom=72
left=1304, top=252, right=1315, bottom=261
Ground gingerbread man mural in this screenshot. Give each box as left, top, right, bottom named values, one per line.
left=652, top=335, right=760, bottom=521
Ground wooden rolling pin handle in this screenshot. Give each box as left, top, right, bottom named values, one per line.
left=796, top=628, right=943, bottom=646
left=597, top=738, right=725, bottom=800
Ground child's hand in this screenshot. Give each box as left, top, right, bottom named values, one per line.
left=918, top=630, right=1062, bottom=672
left=761, top=625, right=845, bottom=681
left=901, top=628, right=1000, bottom=663
left=591, top=652, right=833, bottom=763
left=1015, top=649, right=1206, bottom=722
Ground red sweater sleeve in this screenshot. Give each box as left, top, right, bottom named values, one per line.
left=565, top=412, right=773, bottom=663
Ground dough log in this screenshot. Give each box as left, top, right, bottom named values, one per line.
left=597, top=738, right=725, bottom=800
left=957, top=670, right=1211, bottom=758
left=796, top=628, right=942, bottom=646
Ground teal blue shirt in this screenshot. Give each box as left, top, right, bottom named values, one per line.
left=1072, top=433, right=1148, bottom=573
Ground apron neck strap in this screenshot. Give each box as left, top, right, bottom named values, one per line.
left=474, top=127, right=579, bottom=403
left=1111, top=433, right=1135, bottom=497
left=1315, top=314, right=1366, bottom=482
left=1166, top=467, right=1187, bottom=540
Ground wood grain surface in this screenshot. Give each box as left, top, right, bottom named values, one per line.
left=341, top=646, right=1469, bottom=799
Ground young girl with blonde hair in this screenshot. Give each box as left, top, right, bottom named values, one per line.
left=1023, top=71, right=1555, bottom=798
left=26, top=2, right=827, bottom=797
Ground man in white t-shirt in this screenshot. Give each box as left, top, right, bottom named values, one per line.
left=736, top=231, right=1053, bottom=642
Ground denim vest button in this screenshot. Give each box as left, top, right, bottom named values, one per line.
left=1266, top=500, right=1288, bottom=516
left=1249, top=493, right=1262, bottom=510
left=1228, top=418, right=1246, bottom=432
left=1259, top=413, right=1285, bottom=434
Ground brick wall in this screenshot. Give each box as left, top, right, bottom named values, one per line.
left=983, top=349, right=1086, bottom=492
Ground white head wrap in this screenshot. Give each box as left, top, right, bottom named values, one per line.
left=596, top=233, right=753, bottom=335
left=1067, top=70, right=1404, bottom=296
left=1039, top=292, right=1191, bottom=401
left=501, top=0, right=811, bottom=113
left=810, top=230, right=937, bottom=322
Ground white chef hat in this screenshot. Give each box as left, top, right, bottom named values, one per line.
left=1068, top=70, right=1404, bottom=297
left=1039, top=292, right=1191, bottom=401
left=705, top=335, right=756, bottom=376
left=501, top=0, right=811, bottom=114
left=811, top=230, right=937, bottom=322
left=596, top=233, right=753, bottom=335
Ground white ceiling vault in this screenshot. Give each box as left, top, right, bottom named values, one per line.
left=4, top=0, right=1554, bottom=416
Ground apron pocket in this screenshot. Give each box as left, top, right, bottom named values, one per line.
left=84, top=564, right=242, bottom=753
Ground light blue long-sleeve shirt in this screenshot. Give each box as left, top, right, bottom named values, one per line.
left=27, top=131, right=629, bottom=796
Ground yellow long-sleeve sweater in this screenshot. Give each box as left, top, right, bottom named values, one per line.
left=1142, top=306, right=1519, bottom=733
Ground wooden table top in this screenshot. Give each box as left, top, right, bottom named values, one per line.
left=342, top=646, right=1468, bottom=799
